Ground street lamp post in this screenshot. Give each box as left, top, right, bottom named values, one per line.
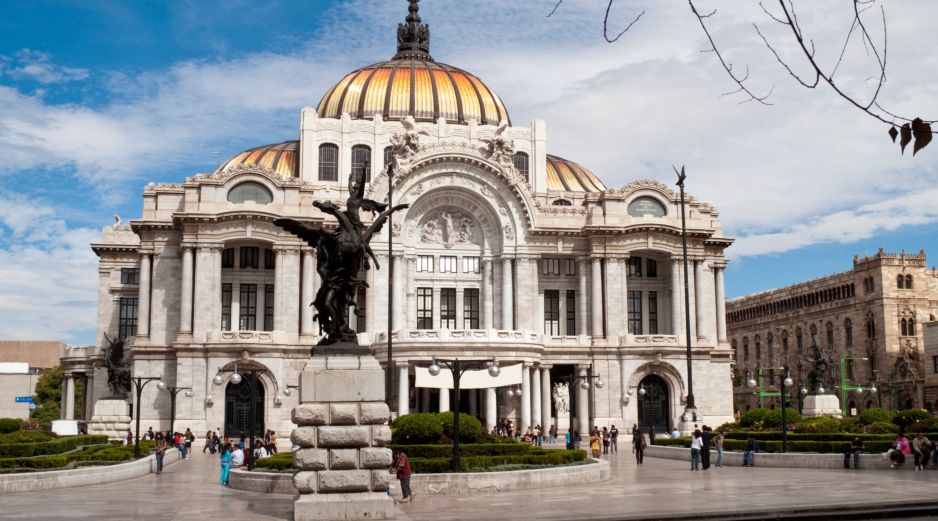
left=674, top=166, right=696, bottom=423
left=426, top=357, right=500, bottom=472
left=839, top=354, right=877, bottom=415
left=131, top=375, right=162, bottom=459
left=386, top=157, right=396, bottom=414
left=157, top=381, right=193, bottom=434
left=746, top=367, right=793, bottom=452
left=558, top=371, right=604, bottom=449
left=213, top=366, right=266, bottom=470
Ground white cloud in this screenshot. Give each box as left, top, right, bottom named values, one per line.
left=1, top=49, right=89, bottom=84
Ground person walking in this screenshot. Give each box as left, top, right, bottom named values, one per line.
left=573, top=430, right=582, bottom=449
left=633, top=427, right=645, bottom=464
left=590, top=430, right=602, bottom=458
left=700, top=426, right=712, bottom=470
left=203, top=430, right=213, bottom=453
left=714, top=430, right=725, bottom=469
left=631, top=424, right=638, bottom=453
left=649, top=425, right=656, bottom=444
left=219, top=443, right=232, bottom=485
left=743, top=434, right=759, bottom=466
left=690, top=429, right=703, bottom=470
left=549, top=425, right=557, bottom=445
left=913, top=432, right=931, bottom=470
left=393, top=449, right=415, bottom=503
left=154, top=432, right=167, bottom=475
left=843, top=437, right=864, bottom=469
left=601, top=427, right=610, bottom=455
left=610, top=425, right=619, bottom=453
left=184, top=428, right=194, bottom=458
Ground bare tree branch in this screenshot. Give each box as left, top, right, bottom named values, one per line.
left=603, top=1, right=645, bottom=43
left=546, top=0, right=563, bottom=18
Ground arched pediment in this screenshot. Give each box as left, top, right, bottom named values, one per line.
left=186, top=164, right=305, bottom=190
left=628, top=361, right=687, bottom=398
left=402, top=188, right=504, bottom=251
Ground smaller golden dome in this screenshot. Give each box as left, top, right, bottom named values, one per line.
left=216, top=140, right=298, bottom=178
left=546, top=155, right=606, bottom=192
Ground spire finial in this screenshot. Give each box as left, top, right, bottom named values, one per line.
left=394, top=0, right=432, bottom=60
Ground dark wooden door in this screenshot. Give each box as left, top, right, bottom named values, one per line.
left=638, top=375, right=670, bottom=433
left=224, top=374, right=264, bottom=439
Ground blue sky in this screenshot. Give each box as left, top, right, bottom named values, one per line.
left=0, top=1, right=936, bottom=344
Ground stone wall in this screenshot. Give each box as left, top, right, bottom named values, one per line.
left=0, top=449, right=178, bottom=494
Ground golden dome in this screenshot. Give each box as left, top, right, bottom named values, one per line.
left=216, top=140, right=298, bottom=178
left=317, top=0, right=509, bottom=126
left=546, top=155, right=606, bottom=192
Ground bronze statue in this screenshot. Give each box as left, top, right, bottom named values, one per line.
left=801, top=342, right=834, bottom=394
left=101, top=334, right=132, bottom=398
left=275, top=162, right=408, bottom=349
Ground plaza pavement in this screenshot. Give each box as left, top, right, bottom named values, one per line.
left=3, top=448, right=938, bottom=520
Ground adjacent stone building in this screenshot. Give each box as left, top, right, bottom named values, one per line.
left=0, top=340, right=64, bottom=420
left=62, top=1, right=735, bottom=439
left=727, top=249, right=938, bottom=415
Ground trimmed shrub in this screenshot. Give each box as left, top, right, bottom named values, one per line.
left=839, top=418, right=861, bottom=434
left=438, top=412, right=482, bottom=443
left=892, top=408, right=933, bottom=431
left=408, top=449, right=587, bottom=473
left=388, top=443, right=530, bottom=459
left=255, top=452, right=293, bottom=471
left=391, top=413, right=445, bottom=445
left=0, top=435, right=107, bottom=458
left=763, top=408, right=802, bottom=428
left=715, top=421, right=740, bottom=433
left=792, top=416, right=842, bottom=434
left=864, top=421, right=899, bottom=434
left=0, top=430, right=55, bottom=445
left=0, top=419, right=23, bottom=435
left=739, top=409, right=769, bottom=429
left=857, top=408, right=894, bottom=426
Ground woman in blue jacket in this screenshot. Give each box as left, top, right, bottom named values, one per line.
left=219, top=442, right=232, bottom=485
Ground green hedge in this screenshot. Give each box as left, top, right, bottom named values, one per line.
left=0, top=443, right=132, bottom=470
left=858, top=408, right=894, bottom=425
left=409, top=449, right=586, bottom=473
left=0, top=430, right=55, bottom=445
left=720, top=431, right=936, bottom=442
left=388, top=443, right=531, bottom=459
left=0, top=435, right=109, bottom=458
left=256, top=451, right=293, bottom=471
left=0, top=419, right=24, bottom=435
left=653, top=436, right=893, bottom=453
left=391, top=412, right=482, bottom=444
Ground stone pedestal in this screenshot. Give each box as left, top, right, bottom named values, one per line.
left=677, top=407, right=700, bottom=436
left=292, top=346, right=394, bottom=521
left=801, top=393, right=842, bottom=418
left=88, top=399, right=131, bottom=441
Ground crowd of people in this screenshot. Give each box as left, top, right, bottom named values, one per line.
left=131, top=426, right=280, bottom=480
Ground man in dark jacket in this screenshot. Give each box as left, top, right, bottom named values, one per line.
left=744, top=435, right=759, bottom=466
left=700, top=425, right=713, bottom=470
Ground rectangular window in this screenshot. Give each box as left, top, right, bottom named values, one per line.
left=264, top=284, right=274, bottom=331
left=541, top=258, right=560, bottom=276
left=440, top=288, right=456, bottom=329
left=647, top=259, right=658, bottom=278
left=222, top=248, right=234, bottom=269
left=627, top=290, right=642, bottom=334
left=797, top=334, right=803, bottom=349
left=240, top=247, right=259, bottom=269
left=318, top=144, right=338, bottom=181
left=462, top=256, right=480, bottom=274
left=463, top=289, right=480, bottom=329
left=351, top=145, right=371, bottom=182
left=239, top=284, right=257, bottom=330
left=565, top=290, right=576, bottom=335
left=934, top=356, right=938, bottom=374
left=118, top=297, right=138, bottom=340
left=628, top=257, right=642, bottom=277
left=564, top=258, right=577, bottom=276
left=120, top=267, right=140, bottom=285
left=439, top=256, right=457, bottom=273
left=544, top=290, right=560, bottom=335
left=417, top=288, right=433, bottom=329
left=264, top=249, right=275, bottom=270
left=221, top=283, right=232, bottom=331
left=354, top=287, right=367, bottom=333
left=417, top=255, right=434, bottom=273
left=648, top=291, right=658, bottom=334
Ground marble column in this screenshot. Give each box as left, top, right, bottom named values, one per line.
left=577, top=365, right=589, bottom=436
left=591, top=258, right=603, bottom=337
left=485, top=387, right=497, bottom=432
left=273, top=248, right=284, bottom=332
left=83, top=374, right=94, bottom=421
left=300, top=250, right=315, bottom=335
left=520, top=364, right=531, bottom=433
left=393, top=254, right=405, bottom=330
left=578, top=259, right=589, bottom=336
left=482, top=260, right=494, bottom=329
left=531, top=365, right=542, bottom=428
left=397, top=362, right=409, bottom=416
left=137, top=253, right=151, bottom=338
left=605, top=257, right=626, bottom=338
left=671, top=257, right=683, bottom=343
left=540, top=366, right=552, bottom=431
left=501, top=258, right=513, bottom=329
left=365, top=263, right=375, bottom=333
left=455, top=289, right=465, bottom=330
left=619, top=354, right=629, bottom=410
left=695, top=259, right=705, bottom=340
left=64, top=374, right=75, bottom=420
left=179, top=245, right=194, bottom=334
left=715, top=266, right=728, bottom=343
left=431, top=287, right=441, bottom=330
left=405, top=257, right=416, bottom=329
left=438, top=388, right=450, bottom=412
left=311, top=254, right=320, bottom=333
left=469, top=389, right=478, bottom=417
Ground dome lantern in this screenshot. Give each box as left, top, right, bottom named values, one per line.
left=395, top=0, right=432, bottom=61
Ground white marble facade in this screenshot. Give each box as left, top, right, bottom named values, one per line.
left=66, top=12, right=736, bottom=439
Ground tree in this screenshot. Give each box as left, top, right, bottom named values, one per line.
left=548, top=0, right=934, bottom=154
left=31, top=365, right=63, bottom=423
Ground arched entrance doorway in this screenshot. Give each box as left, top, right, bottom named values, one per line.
left=638, top=375, right=670, bottom=434
left=225, top=373, right=264, bottom=439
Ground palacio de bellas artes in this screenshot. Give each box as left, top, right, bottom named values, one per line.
left=3, top=1, right=938, bottom=520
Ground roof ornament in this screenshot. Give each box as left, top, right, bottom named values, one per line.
left=394, top=0, right=431, bottom=60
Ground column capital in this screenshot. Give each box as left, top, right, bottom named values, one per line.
left=576, top=363, right=590, bottom=371
left=395, top=360, right=410, bottom=368
left=538, top=363, right=553, bottom=370
left=197, top=242, right=224, bottom=252
left=180, top=242, right=197, bottom=251
left=273, top=244, right=302, bottom=253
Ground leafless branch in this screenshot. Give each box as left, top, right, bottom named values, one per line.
left=546, top=0, right=563, bottom=18
left=604, top=2, right=645, bottom=43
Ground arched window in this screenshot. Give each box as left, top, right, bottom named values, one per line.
left=897, top=274, right=904, bottom=289
left=905, top=274, right=913, bottom=289
left=351, top=144, right=372, bottom=182
left=227, top=182, right=273, bottom=204
left=731, top=339, right=738, bottom=361
left=825, top=321, right=834, bottom=347
left=743, top=337, right=750, bottom=361
left=512, top=152, right=530, bottom=182
left=767, top=334, right=774, bottom=364
left=844, top=318, right=853, bottom=346
left=318, top=143, right=339, bottom=181
left=810, top=324, right=819, bottom=346
left=781, top=331, right=789, bottom=362
left=796, top=327, right=803, bottom=349
left=755, top=335, right=762, bottom=361
left=552, top=199, right=573, bottom=206
left=900, top=317, right=915, bottom=337
left=383, top=146, right=394, bottom=169
left=866, top=315, right=876, bottom=338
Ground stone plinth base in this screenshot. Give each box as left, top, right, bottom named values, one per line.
left=677, top=406, right=700, bottom=436
left=292, top=346, right=393, bottom=521
left=294, top=493, right=393, bottom=521
left=802, top=393, right=842, bottom=418
left=51, top=420, right=79, bottom=436
left=88, top=399, right=131, bottom=441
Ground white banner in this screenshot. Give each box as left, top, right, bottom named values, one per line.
left=414, top=362, right=522, bottom=390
